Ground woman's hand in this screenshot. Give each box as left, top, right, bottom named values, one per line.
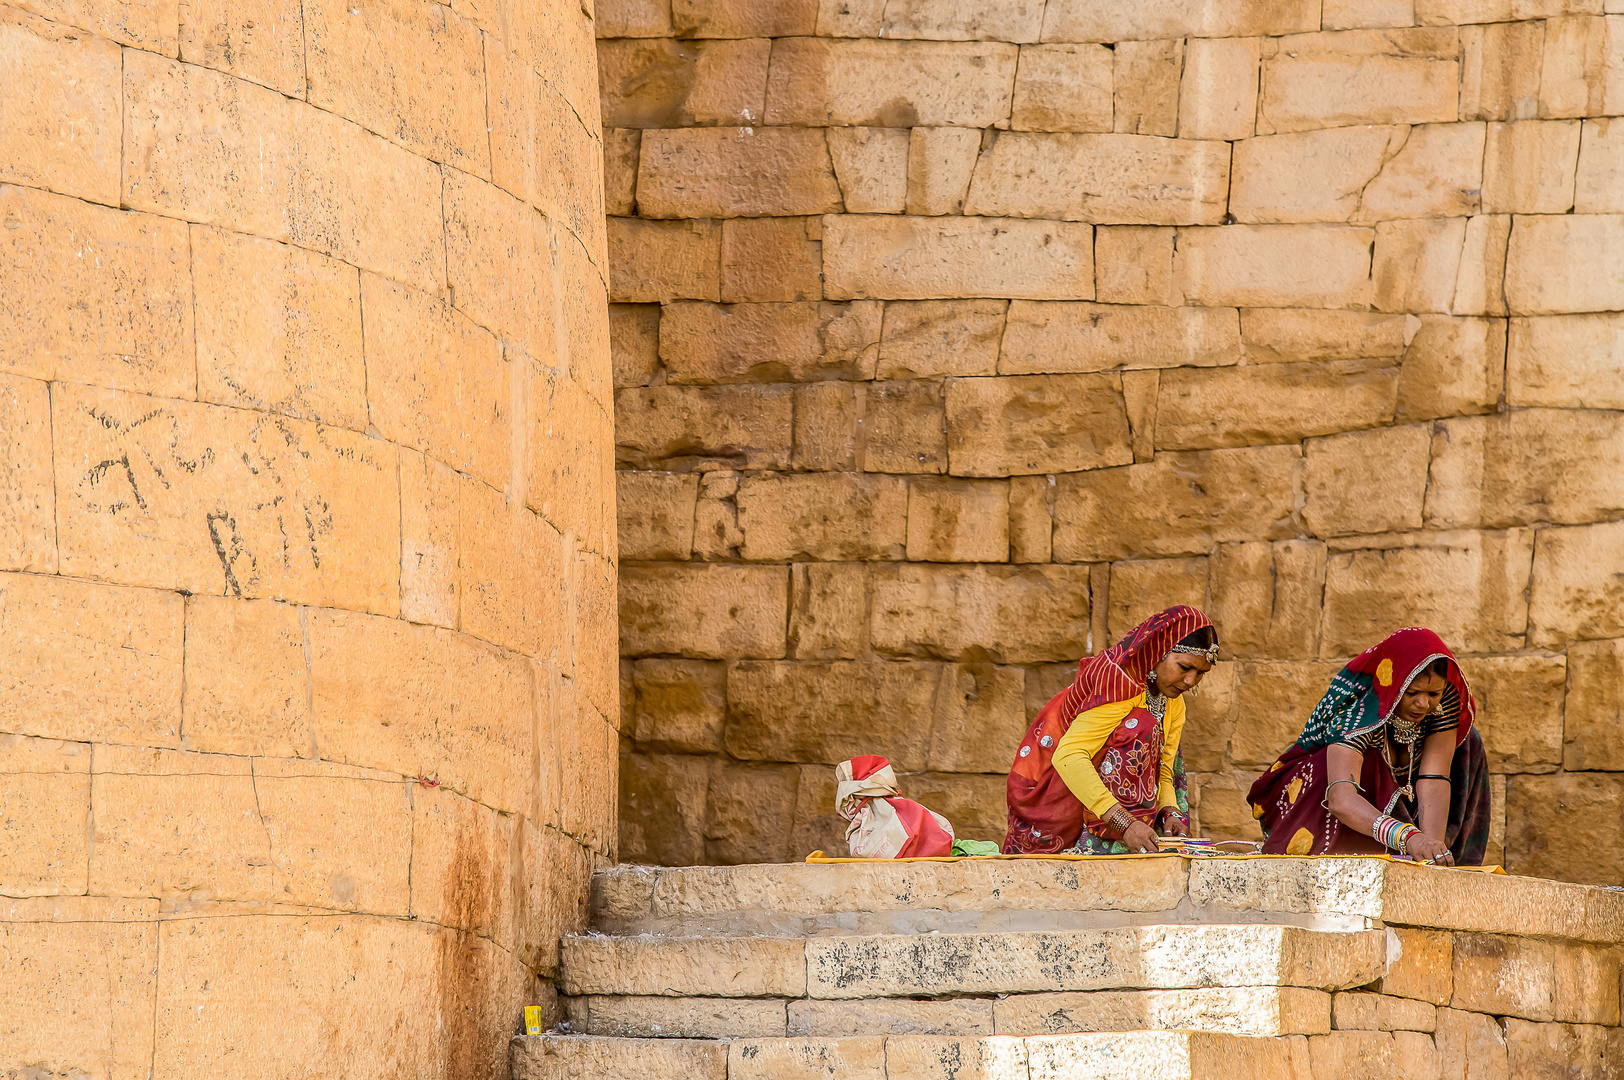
left=1122, top=820, right=1159, bottom=853
left=1404, top=831, right=1454, bottom=866
left=1159, top=811, right=1189, bottom=838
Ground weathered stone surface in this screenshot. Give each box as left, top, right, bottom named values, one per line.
left=1208, top=542, right=1327, bottom=661
left=1178, top=37, right=1261, bottom=141
left=1460, top=20, right=1545, bottom=122
left=0, top=898, right=159, bottom=1078
left=1000, top=303, right=1240, bottom=375
left=1042, top=0, right=1319, bottom=40
left=793, top=383, right=862, bottom=472
left=1095, top=227, right=1176, bottom=307
left=788, top=563, right=867, bottom=661
left=879, top=300, right=1006, bottom=379
left=730, top=1037, right=887, bottom=1080
left=1451, top=214, right=1513, bottom=317
left=860, top=380, right=948, bottom=474
left=725, top=660, right=938, bottom=769
left=0, top=571, right=183, bottom=748
left=0, top=735, right=90, bottom=897
left=673, top=0, right=816, bottom=37
left=603, top=128, right=640, bottom=216
left=638, top=128, right=841, bottom=219
left=1539, top=13, right=1620, bottom=118
left=0, top=9, right=123, bottom=205
left=928, top=663, right=1027, bottom=773
left=766, top=39, right=1018, bottom=127
left=704, top=759, right=800, bottom=864
left=443, top=169, right=558, bottom=362
left=1506, top=771, right=1624, bottom=885
left=304, top=0, right=488, bottom=174
left=906, top=126, right=979, bottom=216
left=0, top=186, right=194, bottom=398
left=1114, top=40, right=1183, bottom=137
left=995, top=987, right=1331, bottom=1037
left=1332, top=991, right=1437, bottom=1032
left=1429, top=410, right=1624, bottom=528
left=619, top=752, right=710, bottom=865
left=805, top=926, right=1386, bottom=999
left=1528, top=520, right=1624, bottom=646
left=621, top=563, right=788, bottom=659
left=1485, top=120, right=1581, bottom=215
left=1576, top=116, right=1624, bottom=213
left=1555, top=943, right=1623, bottom=1025
left=1375, top=928, right=1453, bottom=1006
left=1452, top=933, right=1555, bottom=1021
left=1563, top=638, right=1624, bottom=771
left=560, top=933, right=807, bottom=997
left=1156, top=361, right=1399, bottom=451
left=826, top=216, right=1094, bottom=301
left=875, top=0, right=1045, bottom=41
left=1395, top=315, right=1507, bottom=421
left=455, top=478, right=558, bottom=657
left=1321, top=530, right=1535, bottom=657
left=661, top=301, right=879, bottom=383
left=631, top=659, right=726, bottom=752
left=1305, top=425, right=1431, bottom=537
left=608, top=217, right=722, bottom=303
left=1505, top=213, right=1624, bottom=315
left=721, top=216, right=822, bottom=303
left=611, top=304, right=661, bottom=388
left=1231, top=126, right=1400, bottom=224
left=1226, top=661, right=1345, bottom=767
left=1259, top=30, right=1460, bottom=133
left=965, top=133, right=1230, bottom=226
left=792, top=999, right=994, bottom=1037
left=1503, top=1019, right=1617, bottom=1080
left=1366, top=123, right=1488, bottom=221
left=945, top=374, right=1131, bottom=477
left=309, top=610, right=531, bottom=812
left=181, top=596, right=307, bottom=758
left=1009, top=43, right=1111, bottom=132
left=1434, top=1007, right=1509, bottom=1080
left=597, top=38, right=769, bottom=128
left=123, top=51, right=445, bottom=293
left=1508, top=312, right=1624, bottom=409
left=1174, top=225, right=1375, bottom=309
left=569, top=995, right=787, bottom=1038
left=617, top=471, right=698, bottom=561
left=512, top=1034, right=728, bottom=1080
left=1458, top=654, right=1567, bottom=773
left=870, top=564, right=1093, bottom=663
left=691, top=471, right=746, bottom=559
left=615, top=384, right=794, bottom=471
left=906, top=478, right=1010, bottom=563
left=1052, top=446, right=1301, bottom=563
left=0, top=374, right=55, bottom=574
left=736, top=473, right=907, bottom=561
left=191, top=227, right=364, bottom=429
left=827, top=126, right=909, bottom=214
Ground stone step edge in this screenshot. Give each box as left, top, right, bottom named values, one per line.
left=511, top=1030, right=1312, bottom=1080
left=559, top=985, right=1337, bottom=1040
left=558, top=924, right=1390, bottom=1000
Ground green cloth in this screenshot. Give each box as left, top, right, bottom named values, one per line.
left=1297, top=669, right=1381, bottom=751
left=951, top=839, right=1000, bottom=857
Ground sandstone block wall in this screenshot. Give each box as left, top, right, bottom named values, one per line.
left=606, top=0, right=1624, bottom=883
left=0, top=0, right=615, bottom=1073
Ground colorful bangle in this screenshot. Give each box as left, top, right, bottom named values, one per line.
left=1371, top=815, right=1421, bottom=854
left=1393, top=823, right=1420, bottom=855
left=1104, top=804, right=1136, bottom=838
left=1159, top=807, right=1188, bottom=832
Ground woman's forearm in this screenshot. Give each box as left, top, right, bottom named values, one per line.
left=1415, top=730, right=1456, bottom=841
left=1324, top=743, right=1383, bottom=837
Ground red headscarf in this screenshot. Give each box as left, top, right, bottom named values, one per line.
left=1004, top=605, right=1214, bottom=854
left=1295, top=626, right=1476, bottom=751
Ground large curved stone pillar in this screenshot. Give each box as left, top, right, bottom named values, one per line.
left=0, top=0, right=615, bottom=1072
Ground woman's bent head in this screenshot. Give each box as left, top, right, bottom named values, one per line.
left=1151, top=626, right=1217, bottom=698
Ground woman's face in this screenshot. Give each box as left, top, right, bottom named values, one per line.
left=1397, top=669, right=1448, bottom=723
left=1151, top=652, right=1213, bottom=698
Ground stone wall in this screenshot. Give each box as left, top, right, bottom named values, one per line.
left=606, top=0, right=1624, bottom=884
left=0, top=0, right=615, bottom=1073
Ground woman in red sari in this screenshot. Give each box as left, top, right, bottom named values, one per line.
left=1005, top=606, right=1218, bottom=855
left=1247, top=627, right=1491, bottom=864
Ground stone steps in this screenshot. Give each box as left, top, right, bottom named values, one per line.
left=559, top=925, right=1387, bottom=1002
left=561, top=985, right=1333, bottom=1039
left=511, top=1031, right=1315, bottom=1080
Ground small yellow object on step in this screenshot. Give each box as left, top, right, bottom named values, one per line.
left=523, top=1006, right=546, bottom=1036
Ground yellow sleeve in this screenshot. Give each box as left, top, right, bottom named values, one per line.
left=1052, top=695, right=1142, bottom=817
left=1157, top=696, right=1186, bottom=812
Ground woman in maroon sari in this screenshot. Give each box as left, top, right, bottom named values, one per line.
left=1005, top=606, right=1218, bottom=855
left=1248, top=627, right=1491, bottom=864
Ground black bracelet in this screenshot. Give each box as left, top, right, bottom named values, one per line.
left=1416, top=774, right=1450, bottom=782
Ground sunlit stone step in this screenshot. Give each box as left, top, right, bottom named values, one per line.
left=559, top=925, right=1386, bottom=1001
left=562, top=986, right=1333, bottom=1039
left=511, top=1031, right=1314, bottom=1080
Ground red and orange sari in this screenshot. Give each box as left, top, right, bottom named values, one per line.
left=1003, top=605, right=1213, bottom=855
left=1247, top=627, right=1492, bottom=863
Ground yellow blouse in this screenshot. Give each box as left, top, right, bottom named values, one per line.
left=1051, top=691, right=1185, bottom=818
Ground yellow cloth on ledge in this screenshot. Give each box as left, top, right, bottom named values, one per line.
left=803, top=847, right=1506, bottom=872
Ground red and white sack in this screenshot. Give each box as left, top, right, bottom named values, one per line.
left=835, top=755, right=954, bottom=858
